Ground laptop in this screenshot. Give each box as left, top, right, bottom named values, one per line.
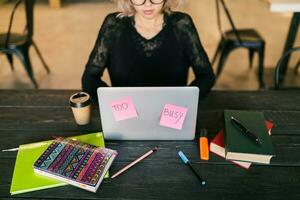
left=97, top=87, right=199, bottom=140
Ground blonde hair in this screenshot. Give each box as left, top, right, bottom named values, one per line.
left=113, top=0, right=183, bottom=17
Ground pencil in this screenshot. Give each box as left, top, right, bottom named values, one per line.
left=111, top=147, right=158, bottom=179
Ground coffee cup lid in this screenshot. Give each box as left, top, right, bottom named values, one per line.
left=69, top=92, right=91, bottom=108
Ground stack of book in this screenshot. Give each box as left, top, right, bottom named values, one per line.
left=10, top=132, right=117, bottom=194
left=210, top=110, right=275, bottom=169
left=33, top=137, right=117, bottom=193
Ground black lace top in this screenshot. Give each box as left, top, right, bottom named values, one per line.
left=82, top=11, right=215, bottom=102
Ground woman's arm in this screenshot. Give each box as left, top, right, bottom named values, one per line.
left=81, top=13, right=117, bottom=103
left=175, top=13, right=215, bottom=99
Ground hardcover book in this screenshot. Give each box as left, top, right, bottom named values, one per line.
left=210, top=121, right=273, bottom=169
left=33, top=137, right=117, bottom=193
left=10, top=132, right=108, bottom=195
left=224, top=110, right=275, bottom=164
left=210, top=129, right=252, bottom=169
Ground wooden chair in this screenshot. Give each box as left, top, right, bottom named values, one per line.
left=212, top=0, right=265, bottom=88
left=275, top=46, right=300, bottom=90
left=0, top=0, right=50, bottom=88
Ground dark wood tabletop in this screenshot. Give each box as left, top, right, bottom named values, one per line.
left=0, top=90, right=300, bottom=200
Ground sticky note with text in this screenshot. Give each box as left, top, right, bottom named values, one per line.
left=159, top=103, right=188, bottom=130
left=109, top=96, right=138, bottom=121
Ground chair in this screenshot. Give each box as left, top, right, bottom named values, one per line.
left=274, top=46, right=300, bottom=90
left=293, top=58, right=300, bottom=74
left=0, top=0, right=50, bottom=88
left=212, top=0, right=265, bottom=88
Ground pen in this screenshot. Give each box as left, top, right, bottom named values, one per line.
left=2, top=147, right=19, bottom=152
left=230, top=116, right=262, bottom=145
left=178, top=151, right=206, bottom=186
left=111, top=147, right=158, bottom=179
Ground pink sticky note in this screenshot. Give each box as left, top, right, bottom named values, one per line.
left=159, top=104, right=188, bottom=130
left=109, top=96, right=138, bottom=121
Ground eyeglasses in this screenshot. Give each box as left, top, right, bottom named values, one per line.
left=130, top=0, right=165, bottom=6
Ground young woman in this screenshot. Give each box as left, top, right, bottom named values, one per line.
left=82, top=0, right=215, bottom=102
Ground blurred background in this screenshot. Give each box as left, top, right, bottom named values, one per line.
left=0, top=0, right=299, bottom=90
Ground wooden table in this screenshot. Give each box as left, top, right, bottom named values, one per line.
left=267, top=0, right=300, bottom=76
left=0, top=90, right=300, bottom=199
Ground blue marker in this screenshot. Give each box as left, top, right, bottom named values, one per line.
left=178, top=151, right=206, bottom=186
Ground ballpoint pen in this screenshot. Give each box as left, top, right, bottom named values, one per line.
left=178, top=151, right=206, bottom=186
left=230, top=116, right=262, bottom=145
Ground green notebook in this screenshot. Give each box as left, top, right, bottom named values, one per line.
left=10, top=132, right=108, bottom=195
left=224, top=110, right=275, bottom=164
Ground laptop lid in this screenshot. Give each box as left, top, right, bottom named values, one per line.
left=97, top=87, right=199, bottom=140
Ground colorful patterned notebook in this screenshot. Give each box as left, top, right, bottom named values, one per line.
left=10, top=132, right=107, bottom=195
left=33, top=137, right=117, bottom=193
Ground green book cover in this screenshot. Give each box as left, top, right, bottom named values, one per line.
left=10, top=132, right=108, bottom=195
left=224, top=110, right=275, bottom=164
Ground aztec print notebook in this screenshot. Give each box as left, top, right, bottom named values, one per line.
left=33, top=137, right=117, bottom=193
left=10, top=132, right=108, bottom=195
